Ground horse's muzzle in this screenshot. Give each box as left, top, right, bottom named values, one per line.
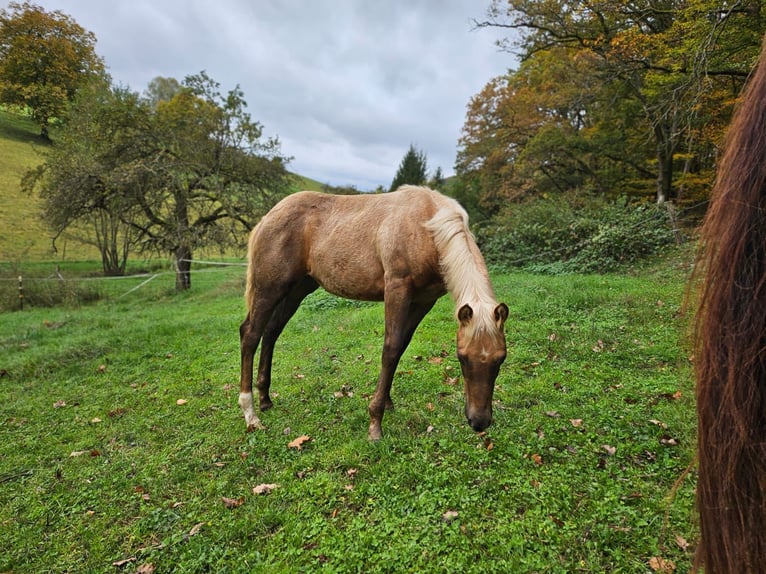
left=467, top=412, right=493, bottom=432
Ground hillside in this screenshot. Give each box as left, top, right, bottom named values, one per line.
left=0, top=109, right=64, bottom=261
left=0, top=110, right=325, bottom=263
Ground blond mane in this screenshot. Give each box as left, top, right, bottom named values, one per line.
left=424, top=199, right=500, bottom=338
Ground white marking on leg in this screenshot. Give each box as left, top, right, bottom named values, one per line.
left=239, top=392, right=264, bottom=430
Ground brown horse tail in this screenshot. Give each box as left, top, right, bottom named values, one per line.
left=694, top=37, right=766, bottom=573
left=244, top=222, right=262, bottom=316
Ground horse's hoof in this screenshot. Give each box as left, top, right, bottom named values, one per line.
left=246, top=421, right=266, bottom=432
left=259, top=400, right=274, bottom=412
left=368, top=427, right=383, bottom=441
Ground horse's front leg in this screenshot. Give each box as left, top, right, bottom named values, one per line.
left=368, top=291, right=435, bottom=440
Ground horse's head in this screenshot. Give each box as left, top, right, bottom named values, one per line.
left=456, top=302, right=509, bottom=432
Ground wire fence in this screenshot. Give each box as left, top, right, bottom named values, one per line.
left=1, top=259, right=248, bottom=311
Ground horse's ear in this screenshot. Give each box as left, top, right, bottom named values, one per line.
left=458, top=304, right=473, bottom=326
left=494, top=303, right=509, bottom=327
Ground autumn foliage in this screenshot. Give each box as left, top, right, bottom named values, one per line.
left=460, top=0, right=765, bottom=210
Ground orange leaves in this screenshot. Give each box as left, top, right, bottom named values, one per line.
left=253, top=483, right=280, bottom=495
left=648, top=556, right=676, bottom=573
left=288, top=435, right=312, bottom=450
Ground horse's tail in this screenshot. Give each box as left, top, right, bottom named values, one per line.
left=694, top=36, right=766, bottom=573
left=244, top=221, right=263, bottom=316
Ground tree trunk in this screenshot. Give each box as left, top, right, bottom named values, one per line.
left=654, top=123, right=674, bottom=205
left=175, top=245, right=192, bottom=291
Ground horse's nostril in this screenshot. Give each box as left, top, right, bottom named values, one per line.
left=468, top=416, right=492, bottom=432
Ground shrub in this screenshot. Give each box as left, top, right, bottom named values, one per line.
left=476, top=195, right=679, bottom=274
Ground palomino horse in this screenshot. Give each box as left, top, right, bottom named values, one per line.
left=694, top=38, right=766, bottom=572
left=239, top=185, right=508, bottom=440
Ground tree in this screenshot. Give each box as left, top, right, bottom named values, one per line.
left=389, top=144, right=428, bottom=191
left=428, top=166, right=445, bottom=190
left=0, top=1, right=105, bottom=139
left=22, top=79, right=143, bottom=275
left=25, top=73, right=293, bottom=289
left=144, top=76, right=182, bottom=108
left=473, top=0, right=765, bottom=204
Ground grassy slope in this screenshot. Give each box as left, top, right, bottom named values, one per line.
left=0, top=259, right=697, bottom=572
left=0, top=109, right=325, bottom=264
left=0, top=110, right=61, bottom=261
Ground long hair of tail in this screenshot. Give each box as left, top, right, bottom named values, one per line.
left=243, top=223, right=262, bottom=316
left=694, top=36, right=766, bottom=573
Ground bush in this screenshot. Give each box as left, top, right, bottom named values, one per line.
left=476, top=195, right=679, bottom=274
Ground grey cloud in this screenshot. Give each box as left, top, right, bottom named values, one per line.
left=37, top=0, right=514, bottom=190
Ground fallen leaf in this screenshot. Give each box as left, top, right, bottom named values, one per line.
left=253, top=483, right=280, bottom=495
left=426, top=425, right=434, bottom=433
left=53, top=400, right=67, bottom=408
left=548, top=333, right=558, bottom=342
left=660, top=435, right=679, bottom=446
left=112, top=557, right=136, bottom=567
left=346, top=468, right=358, bottom=479
left=97, top=364, right=106, bottom=373
left=90, top=417, right=102, bottom=424
left=649, top=419, right=668, bottom=429
left=428, top=356, right=443, bottom=365
left=222, top=496, right=245, bottom=509
left=531, top=453, right=543, bottom=466
left=648, top=556, right=675, bottom=573
left=570, top=419, right=583, bottom=427
left=288, top=435, right=311, bottom=450
left=189, top=522, right=204, bottom=537
left=545, top=411, right=561, bottom=418
left=592, top=340, right=605, bottom=352
left=675, top=534, right=689, bottom=551
left=442, top=510, right=459, bottom=523
left=176, top=399, right=188, bottom=406
left=70, top=450, right=88, bottom=457
left=136, top=563, right=156, bottom=574
left=602, top=444, right=617, bottom=456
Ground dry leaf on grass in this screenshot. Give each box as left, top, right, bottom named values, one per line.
left=288, top=435, right=311, bottom=450
left=442, top=510, right=459, bottom=523
left=253, top=483, right=280, bottom=495
left=189, top=522, right=204, bottom=536
left=648, top=556, right=675, bottom=573
left=176, top=399, right=188, bottom=405
left=222, top=496, right=245, bottom=509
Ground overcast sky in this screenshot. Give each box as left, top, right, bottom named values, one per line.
left=32, top=1, right=516, bottom=190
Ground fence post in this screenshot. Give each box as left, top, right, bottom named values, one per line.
left=18, top=275, right=23, bottom=311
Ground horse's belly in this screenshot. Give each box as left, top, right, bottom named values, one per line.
left=308, top=257, right=386, bottom=301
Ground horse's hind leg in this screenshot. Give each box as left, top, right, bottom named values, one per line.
left=239, top=305, right=273, bottom=431
left=240, top=287, right=293, bottom=431
left=256, top=277, right=318, bottom=411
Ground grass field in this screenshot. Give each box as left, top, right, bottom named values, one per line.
left=0, top=254, right=698, bottom=572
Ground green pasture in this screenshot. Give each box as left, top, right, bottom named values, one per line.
left=0, top=257, right=697, bottom=572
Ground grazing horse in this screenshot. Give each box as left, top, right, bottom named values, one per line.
left=239, top=185, right=509, bottom=440
left=694, top=38, right=766, bottom=572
